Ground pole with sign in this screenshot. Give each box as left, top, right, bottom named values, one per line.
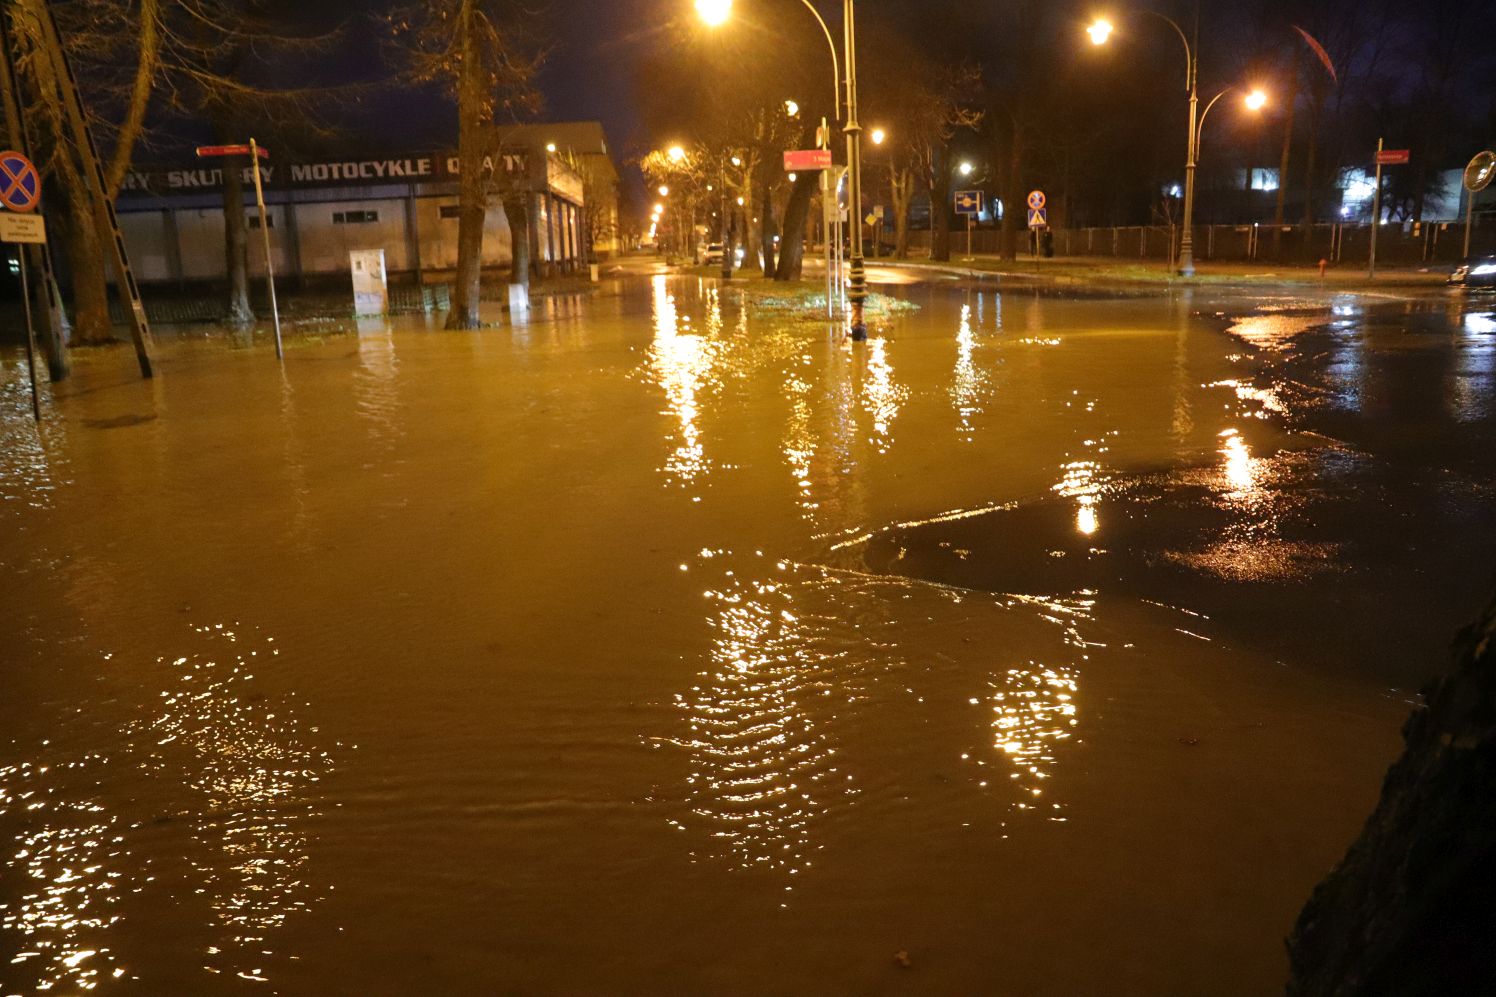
left=1368, top=141, right=1410, bottom=278
left=0, top=151, right=46, bottom=420
left=1463, top=151, right=1495, bottom=260
left=197, top=142, right=281, bottom=358
left=954, top=190, right=983, bottom=261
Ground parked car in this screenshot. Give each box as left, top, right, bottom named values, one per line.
left=700, top=243, right=746, bottom=267
left=1448, top=255, right=1496, bottom=289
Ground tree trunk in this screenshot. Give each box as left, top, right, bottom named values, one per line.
left=220, top=157, right=254, bottom=324
left=774, top=173, right=819, bottom=281
left=503, top=191, right=530, bottom=290
left=104, top=0, right=159, bottom=196
left=1272, top=54, right=1300, bottom=258
left=1301, top=82, right=1327, bottom=236
left=446, top=0, right=487, bottom=331
left=60, top=188, right=113, bottom=345
left=756, top=177, right=775, bottom=278
left=892, top=168, right=913, bottom=260
left=931, top=149, right=952, bottom=262
left=1001, top=126, right=1026, bottom=261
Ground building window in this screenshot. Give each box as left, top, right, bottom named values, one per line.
left=333, top=210, right=379, bottom=225
left=439, top=204, right=462, bottom=219
left=247, top=215, right=274, bottom=229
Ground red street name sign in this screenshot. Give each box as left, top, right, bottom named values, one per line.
left=195, top=144, right=270, bottom=159
left=1375, top=149, right=1410, bottom=166
left=783, top=149, right=832, bottom=172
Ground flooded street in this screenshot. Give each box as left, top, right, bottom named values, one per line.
left=3, top=272, right=1494, bottom=994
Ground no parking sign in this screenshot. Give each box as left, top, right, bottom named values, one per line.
left=0, top=150, right=41, bottom=213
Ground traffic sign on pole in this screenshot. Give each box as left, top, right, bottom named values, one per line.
left=0, top=212, right=46, bottom=243
left=0, top=150, right=41, bottom=212
left=954, top=190, right=983, bottom=215
left=784, top=149, right=832, bottom=172
left=1027, top=189, right=1046, bottom=211
left=1374, top=149, right=1410, bottom=166
left=196, top=144, right=269, bottom=160
left=1028, top=207, right=1048, bottom=229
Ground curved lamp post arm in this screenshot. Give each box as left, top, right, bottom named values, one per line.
left=796, top=0, right=842, bottom=119
left=1196, top=87, right=1234, bottom=144
left=1137, top=9, right=1194, bottom=92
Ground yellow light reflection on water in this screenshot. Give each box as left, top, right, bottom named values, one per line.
left=952, top=303, right=989, bottom=441
left=860, top=337, right=906, bottom=454
left=648, top=276, right=719, bottom=489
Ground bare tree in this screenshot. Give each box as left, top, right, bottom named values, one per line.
left=391, top=0, right=541, bottom=328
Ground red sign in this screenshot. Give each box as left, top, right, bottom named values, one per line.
left=1375, top=149, right=1410, bottom=166
left=195, top=144, right=270, bottom=159
left=783, top=149, right=832, bottom=172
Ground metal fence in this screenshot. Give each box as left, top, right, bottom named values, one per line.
left=897, top=219, right=1496, bottom=267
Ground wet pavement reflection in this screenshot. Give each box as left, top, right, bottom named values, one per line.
left=2, top=277, right=1494, bottom=993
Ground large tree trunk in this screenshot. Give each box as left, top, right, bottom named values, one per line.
left=756, top=176, right=775, bottom=277
left=60, top=187, right=113, bottom=345
left=503, top=191, right=530, bottom=289
left=446, top=0, right=487, bottom=330
left=220, top=156, right=254, bottom=325
left=892, top=168, right=913, bottom=260
left=1301, top=82, right=1327, bottom=238
left=1000, top=126, right=1025, bottom=261
left=104, top=0, right=159, bottom=196
left=773, top=173, right=819, bottom=281
left=931, top=148, right=953, bottom=262
left=1287, top=592, right=1496, bottom=994
left=1272, top=54, right=1300, bottom=259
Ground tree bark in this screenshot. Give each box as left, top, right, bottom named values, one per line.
left=773, top=173, right=819, bottom=281
left=756, top=176, right=775, bottom=278
left=104, top=0, right=159, bottom=196
left=892, top=167, right=913, bottom=260
left=60, top=189, right=113, bottom=345
left=930, top=147, right=952, bottom=262
left=1287, top=592, right=1496, bottom=994
left=446, top=0, right=487, bottom=330
left=220, top=156, right=254, bottom=324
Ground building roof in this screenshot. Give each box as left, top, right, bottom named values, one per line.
left=499, top=122, right=619, bottom=182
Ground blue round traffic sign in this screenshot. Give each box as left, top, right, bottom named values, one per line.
left=0, top=151, right=41, bottom=213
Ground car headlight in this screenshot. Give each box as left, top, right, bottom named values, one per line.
left=1471, top=263, right=1496, bottom=276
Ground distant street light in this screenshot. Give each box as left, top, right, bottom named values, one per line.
left=959, top=161, right=974, bottom=176
left=659, top=185, right=671, bottom=196
left=785, top=99, right=800, bottom=117
left=1087, top=19, right=1113, bottom=46
left=668, top=145, right=687, bottom=163
left=870, top=127, right=886, bottom=145
left=1244, top=89, right=1268, bottom=111
left=546, top=142, right=557, bottom=152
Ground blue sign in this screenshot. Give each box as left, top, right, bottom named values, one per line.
left=0, top=151, right=40, bottom=213
left=954, top=190, right=983, bottom=215
left=1027, top=207, right=1049, bottom=228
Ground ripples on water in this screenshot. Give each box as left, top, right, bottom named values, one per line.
left=0, top=624, right=340, bottom=992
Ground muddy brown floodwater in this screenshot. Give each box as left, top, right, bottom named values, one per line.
left=3, top=272, right=1495, bottom=994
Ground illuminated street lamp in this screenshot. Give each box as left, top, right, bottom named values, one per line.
left=658, top=185, right=671, bottom=197
left=1088, top=10, right=1207, bottom=275
left=697, top=0, right=870, bottom=340
left=1244, top=89, right=1268, bottom=111
left=785, top=99, right=800, bottom=117
left=959, top=161, right=974, bottom=177
left=870, top=127, right=886, bottom=146
left=668, top=145, right=687, bottom=163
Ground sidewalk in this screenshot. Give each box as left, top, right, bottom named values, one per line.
left=865, top=253, right=1453, bottom=292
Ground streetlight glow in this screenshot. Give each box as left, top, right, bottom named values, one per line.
left=668, top=145, right=687, bottom=163
left=546, top=142, right=557, bottom=152
left=1087, top=19, right=1114, bottom=45
left=959, top=161, right=974, bottom=176
left=658, top=185, right=670, bottom=196
left=788, top=172, right=797, bottom=182
left=695, top=0, right=731, bottom=27
left=785, top=99, right=800, bottom=117
left=871, top=128, right=886, bottom=146
left=1244, top=89, right=1268, bottom=111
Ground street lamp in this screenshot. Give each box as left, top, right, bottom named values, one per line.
left=785, top=99, right=800, bottom=117
left=668, top=145, right=687, bottom=163
left=659, top=185, right=671, bottom=196
left=870, top=127, right=886, bottom=146
left=1088, top=10, right=1204, bottom=275
left=695, top=0, right=731, bottom=27
left=695, top=0, right=869, bottom=340
left=959, top=161, right=974, bottom=176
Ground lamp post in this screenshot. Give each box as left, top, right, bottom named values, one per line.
left=698, top=0, right=868, bottom=339
left=1090, top=10, right=1200, bottom=275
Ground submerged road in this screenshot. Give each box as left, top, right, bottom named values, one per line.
left=2, top=273, right=1494, bottom=994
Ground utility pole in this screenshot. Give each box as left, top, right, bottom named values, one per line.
left=1178, top=5, right=1200, bottom=277
left=843, top=0, right=867, bottom=341
left=1369, top=137, right=1383, bottom=279
left=0, top=3, right=67, bottom=381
